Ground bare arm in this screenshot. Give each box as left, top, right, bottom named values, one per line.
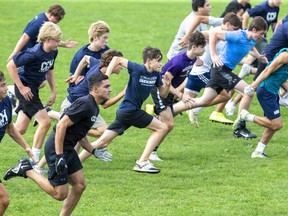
left=6, top=123, right=36, bottom=162
left=179, top=16, right=209, bottom=47
left=249, top=47, right=268, bottom=64
left=242, top=12, right=250, bottom=29
left=59, top=39, right=78, bottom=48
left=65, top=55, right=91, bottom=83
left=106, top=56, right=128, bottom=77
left=157, top=73, right=171, bottom=98
left=6, top=59, right=33, bottom=101
left=7, top=33, right=30, bottom=62
left=78, top=136, right=94, bottom=154
left=102, top=86, right=126, bottom=109
left=209, top=30, right=226, bottom=67
left=251, top=52, right=288, bottom=89
left=46, top=70, right=56, bottom=106
left=55, top=115, right=74, bottom=154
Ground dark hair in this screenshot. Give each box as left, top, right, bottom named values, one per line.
left=223, top=12, right=242, bottom=28
left=142, top=46, right=162, bottom=63
left=88, top=73, right=109, bottom=91
left=0, top=70, right=5, bottom=82
left=100, top=49, right=123, bottom=68
left=192, top=0, right=206, bottom=11
left=187, top=31, right=206, bottom=49
left=48, top=4, right=65, bottom=21
left=221, top=2, right=243, bottom=18
left=248, top=16, right=268, bottom=31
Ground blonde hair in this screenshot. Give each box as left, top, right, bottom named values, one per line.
left=37, top=22, right=63, bottom=43
left=88, top=20, right=110, bottom=42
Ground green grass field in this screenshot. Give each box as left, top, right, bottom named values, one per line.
left=1, top=0, right=288, bottom=215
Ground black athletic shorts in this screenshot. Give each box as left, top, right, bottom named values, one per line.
left=45, top=131, right=83, bottom=186
left=14, top=81, right=44, bottom=119
left=207, top=65, right=241, bottom=94
left=151, top=86, right=174, bottom=115
left=107, top=109, right=153, bottom=135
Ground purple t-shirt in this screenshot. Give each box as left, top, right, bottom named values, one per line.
left=161, top=51, right=196, bottom=88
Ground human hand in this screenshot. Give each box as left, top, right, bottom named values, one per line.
left=93, top=148, right=113, bottom=162
left=55, top=154, right=67, bottom=175
left=244, top=85, right=255, bottom=96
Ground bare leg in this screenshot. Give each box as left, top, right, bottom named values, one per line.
left=60, top=170, right=86, bottom=216
left=33, top=109, right=51, bottom=149
left=87, top=124, right=107, bottom=138
left=14, top=110, right=30, bottom=134
left=26, top=169, right=69, bottom=200
left=138, top=118, right=169, bottom=162
left=0, top=183, right=9, bottom=216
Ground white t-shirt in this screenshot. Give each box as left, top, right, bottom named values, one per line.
left=167, top=12, right=223, bottom=60
left=190, top=26, right=226, bottom=75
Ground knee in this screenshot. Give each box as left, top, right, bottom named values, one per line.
left=18, top=127, right=27, bottom=135
left=166, top=122, right=174, bottom=132
left=160, top=123, right=169, bottom=134
left=271, top=122, right=282, bottom=131
left=39, top=118, right=51, bottom=129
left=55, top=192, right=68, bottom=201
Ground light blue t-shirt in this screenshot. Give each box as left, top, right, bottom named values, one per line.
left=260, top=48, right=288, bottom=94
left=118, top=61, right=163, bottom=111
left=222, top=30, right=256, bottom=70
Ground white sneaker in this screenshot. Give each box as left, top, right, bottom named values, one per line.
left=187, top=110, right=199, bottom=128
left=225, top=100, right=236, bottom=116
left=133, top=160, right=161, bottom=173
left=149, top=151, right=163, bottom=161
left=233, top=109, right=249, bottom=129
left=279, top=97, right=288, bottom=108
left=251, top=151, right=268, bottom=159
left=238, top=64, right=252, bottom=79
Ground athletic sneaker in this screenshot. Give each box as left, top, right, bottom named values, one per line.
left=225, top=99, right=236, bottom=116
left=233, top=127, right=257, bottom=140
left=209, top=111, right=233, bottom=125
left=149, top=151, right=163, bottom=161
left=187, top=110, right=199, bottom=128
left=238, top=64, right=252, bottom=79
left=133, top=160, right=161, bottom=173
left=251, top=151, right=268, bottom=159
left=3, top=158, right=32, bottom=180
left=279, top=96, right=288, bottom=108
left=33, top=105, right=52, bottom=127
left=233, top=109, right=249, bottom=129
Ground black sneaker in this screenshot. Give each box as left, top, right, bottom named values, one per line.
left=3, top=158, right=32, bottom=181
left=33, top=105, right=51, bottom=127
left=233, top=127, right=257, bottom=140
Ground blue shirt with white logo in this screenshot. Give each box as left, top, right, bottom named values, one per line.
left=118, top=61, right=163, bottom=110
left=0, top=97, right=12, bottom=142
left=13, top=43, right=58, bottom=88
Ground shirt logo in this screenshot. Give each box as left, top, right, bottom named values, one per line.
left=274, top=110, right=279, bottom=115
left=0, top=109, right=8, bottom=128
left=266, top=12, right=277, bottom=22
left=139, top=75, right=157, bottom=87
left=40, top=59, right=54, bottom=73
left=91, top=116, right=97, bottom=122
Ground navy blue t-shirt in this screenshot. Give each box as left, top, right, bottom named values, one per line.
left=247, top=1, right=279, bottom=30
left=282, top=15, right=288, bottom=24
left=22, top=13, right=48, bottom=51
left=118, top=61, right=163, bottom=111
left=13, top=43, right=58, bottom=88
left=161, top=51, right=196, bottom=88
left=69, top=44, right=109, bottom=76
left=52, top=94, right=99, bottom=151
left=67, top=57, right=101, bottom=103
left=0, top=97, right=13, bottom=142
left=261, top=21, right=288, bottom=60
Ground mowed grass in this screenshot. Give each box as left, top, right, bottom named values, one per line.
left=0, top=0, right=288, bottom=215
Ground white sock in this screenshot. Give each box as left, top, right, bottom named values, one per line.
left=32, top=147, right=41, bottom=163
left=246, top=114, right=255, bottom=122
left=255, top=142, right=266, bottom=153
left=192, top=107, right=203, bottom=113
